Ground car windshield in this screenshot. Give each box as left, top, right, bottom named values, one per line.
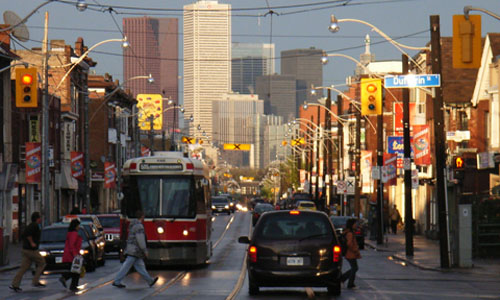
left=254, top=205, right=274, bottom=213
left=41, top=228, right=88, bottom=242
left=98, top=217, right=120, bottom=228
left=81, top=224, right=97, bottom=238
left=299, top=202, right=315, bottom=208
left=256, top=213, right=333, bottom=240
left=212, top=197, right=228, bottom=204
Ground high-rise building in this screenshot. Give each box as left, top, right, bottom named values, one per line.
left=123, top=17, right=179, bottom=132
left=281, top=47, right=323, bottom=105
left=232, top=42, right=274, bottom=94
left=184, top=0, right=231, bottom=138
left=256, top=74, right=300, bottom=122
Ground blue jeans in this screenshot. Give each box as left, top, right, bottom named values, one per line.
left=114, top=256, right=154, bottom=285
left=341, top=258, right=358, bottom=287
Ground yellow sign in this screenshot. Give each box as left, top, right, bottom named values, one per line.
left=223, top=143, right=251, bottom=151
left=291, top=138, right=305, bottom=146
left=361, top=78, right=382, bottom=116
left=181, top=136, right=195, bottom=144
left=452, top=15, right=481, bottom=69
left=137, top=94, right=163, bottom=130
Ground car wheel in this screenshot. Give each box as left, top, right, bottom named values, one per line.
left=227, top=211, right=231, bottom=215
left=248, top=279, right=259, bottom=295
left=98, top=255, right=106, bottom=266
left=327, top=280, right=341, bottom=296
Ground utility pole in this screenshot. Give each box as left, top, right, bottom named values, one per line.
left=83, top=61, right=90, bottom=213
left=402, top=54, right=414, bottom=256
left=325, top=89, right=332, bottom=212
left=309, top=115, right=314, bottom=196
left=430, top=15, right=450, bottom=268
left=149, top=114, right=154, bottom=153
left=354, top=109, right=361, bottom=217
left=315, top=105, right=321, bottom=205
left=376, top=97, right=384, bottom=245
left=337, top=95, right=343, bottom=215
left=41, top=12, right=50, bottom=225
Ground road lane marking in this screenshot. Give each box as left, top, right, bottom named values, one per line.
left=213, top=214, right=235, bottom=249
left=226, top=212, right=252, bottom=300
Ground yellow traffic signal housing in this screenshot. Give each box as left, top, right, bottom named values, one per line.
left=452, top=15, right=481, bottom=69
left=360, top=78, right=382, bottom=116
left=16, top=68, right=38, bottom=107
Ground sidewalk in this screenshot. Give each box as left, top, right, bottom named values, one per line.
left=365, top=232, right=500, bottom=277
left=0, top=241, right=22, bottom=272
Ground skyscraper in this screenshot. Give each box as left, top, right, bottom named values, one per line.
left=281, top=47, right=323, bottom=104
left=184, top=0, right=231, bottom=138
left=232, top=42, right=274, bottom=94
left=123, top=17, right=178, bottom=132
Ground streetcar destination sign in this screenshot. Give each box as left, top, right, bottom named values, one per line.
left=140, top=163, right=183, bottom=171
left=384, top=74, right=441, bottom=88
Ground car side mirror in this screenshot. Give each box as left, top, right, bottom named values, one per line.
left=238, top=236, right=250, bottom=244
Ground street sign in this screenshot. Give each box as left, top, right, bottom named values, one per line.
left=223, top=143, right=251, bottom=151
left=181, top=136, right=195, bottom=144
left=346, top=177, right=355, bottom=195
left=384, top=74, right=441, bottom=88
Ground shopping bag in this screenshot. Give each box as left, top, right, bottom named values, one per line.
left=80, top=266, right=86, bottom=278
left=71, top=255, right=84, bottom=274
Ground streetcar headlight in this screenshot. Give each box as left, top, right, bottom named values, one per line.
left=39, top=251, right=48, bottom=257
left=182, top=229, right=189, bottom=236
left=157, top=226, right=164, bottom=234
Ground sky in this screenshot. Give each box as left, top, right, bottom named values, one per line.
left=3, top=0, right=500, bottom=101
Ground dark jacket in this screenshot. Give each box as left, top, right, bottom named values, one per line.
left=22, top=222, right=41, bottom=250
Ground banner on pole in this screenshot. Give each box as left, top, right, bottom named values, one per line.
left=25, top=142, right=41, bottom=183
left=413, top=125, right=431, bottom=165
left=70, top=152, right=84, bottom=181
left=361, top=150, right=373, bottom=193
left=104, top=162, right=116, bottom=189
left=382, top=153, right=397, bottom=185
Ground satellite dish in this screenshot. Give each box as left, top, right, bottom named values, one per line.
left=3, top=10, right=30, bottom=42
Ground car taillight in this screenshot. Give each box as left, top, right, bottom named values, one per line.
left=290, top=210, right=300, bottom=215
left=186, top=163, right=194, bottom=169
left=249, top=246, right=257, bottom=263
left=130, top=162, right=137, bottom=170
left=333, top=245, right=341, bottom=262
left=355, top=230, right=361, bottom=235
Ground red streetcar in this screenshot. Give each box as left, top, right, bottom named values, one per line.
left=120, top=151, right=212, bottom=266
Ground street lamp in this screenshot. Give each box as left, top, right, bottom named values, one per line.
left=76, top=0, right=88, bottom=12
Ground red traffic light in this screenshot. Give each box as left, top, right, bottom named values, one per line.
left=21, top=74, right=33, bottom=85
left=366, top=84, right=377, bottom=93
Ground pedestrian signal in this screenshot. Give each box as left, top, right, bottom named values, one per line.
left=454, top=156, right=464, bottom=169
left=361, top=78, right=382, bottom=116
left=16, top=68, right=38, bottom=107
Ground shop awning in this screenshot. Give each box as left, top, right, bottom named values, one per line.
left=56, top=162, right=78, bottom=190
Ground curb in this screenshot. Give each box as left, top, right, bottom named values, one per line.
left=0, top=265, right=20, bottom=273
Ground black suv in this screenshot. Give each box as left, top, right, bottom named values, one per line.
left=239, top=210, right=343, bottom=296
left=211, top=196, right=231, bottom=215
left=38, top=223, right=96, bottom=272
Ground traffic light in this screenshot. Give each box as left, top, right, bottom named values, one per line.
left=454, top=156, right=464, bottom=169
left=452, top=15, right=481, bottom=69
left=16, top=68, right=38, bottom=107
left=361, top=78, right=382, bottom=116
left=452, top=156, right=466, bottom=182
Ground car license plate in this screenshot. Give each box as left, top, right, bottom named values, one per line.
left=56, top=257, right=62, bottom=263
left=286, top=257, right=303, bottom=266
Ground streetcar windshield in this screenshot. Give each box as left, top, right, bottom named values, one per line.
left=123, top=176, right=196, bottom=218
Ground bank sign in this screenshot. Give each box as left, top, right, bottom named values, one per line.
left=384, top=74, right=441, bottom=88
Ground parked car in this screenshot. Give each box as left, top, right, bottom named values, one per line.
left=329, top=216, right=365, bottom=249
left=252, top=203, right=275, bottom=226
left=296, top=200, right=317, bottom=211
left=211, top=196, right=231, bottom=215
left=38, top=223, right=97, bottom=272
left=97, top=213, right=122, bottom=253
left=239, top=210, right=343, bottom=296
left=80, top=221, right=106, bottom=266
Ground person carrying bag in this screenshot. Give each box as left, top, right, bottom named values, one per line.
left=59, top=219, right=83, bottom=292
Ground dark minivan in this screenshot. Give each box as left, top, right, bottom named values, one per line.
left=239, top=210, right=343, bottom=296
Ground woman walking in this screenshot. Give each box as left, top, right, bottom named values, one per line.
left=59, top=219, right=82, bottom=292
left=341, top=218, right=362, bottom=289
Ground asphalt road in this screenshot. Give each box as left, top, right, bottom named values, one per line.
left=2, top=211, right=499, bottom=300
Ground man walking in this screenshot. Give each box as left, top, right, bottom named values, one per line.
left=10, top=212, right=46, bottom=292
left=390, top=205, right=401, bottom=234
left=112, top=210, right=158, bottom=288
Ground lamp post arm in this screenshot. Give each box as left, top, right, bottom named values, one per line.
left=55, top=38, right=126, bottom=90
left=0, top=62, right=29, bottom=73
left=306, top=102, right=347, bottom=124
left=464, top=6, right=500, bottom=21
left=338, top=18, right=429, bottom=51
left=326, top=53, right=373, bottom=74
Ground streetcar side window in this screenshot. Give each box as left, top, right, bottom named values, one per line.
left=194, top=177, right=206, bottom=214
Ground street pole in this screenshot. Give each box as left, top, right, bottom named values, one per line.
left=355, top=109, right=361, bottom=217
left=315, top=105, right=320, bottom=205
left=41, top=12, right=50, bottom=225
left=149, top=114, right=154, bottom=153
left=309, top=115, right=314, bottom=196
left=402, top=54, right=414, bottom=256
left=337, top=95, right=343, bottom=215
left=83, top=66, right=90, bottom=213
left=376, top=97, right=384, bottom=245
left=325, top=89, right=332, bottom=212
left=430, top=15, right=450, bottom=268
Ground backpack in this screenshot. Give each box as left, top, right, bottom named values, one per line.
left=339, top=231, right=348, bottom=256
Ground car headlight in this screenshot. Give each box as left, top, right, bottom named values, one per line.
left=39, top=251, right=48, bottom=257
left=225, top=205, right=229, bottom=209
left=79, top=249, right=89, bottom=255
left=99, top=241, right=105, bottom=247
left=211, top=205, right=216, bottom=209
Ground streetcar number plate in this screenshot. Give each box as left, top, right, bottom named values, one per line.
left=286, top=257, right=303, bottom=266
left=56, top=257, right=62, bottom=263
